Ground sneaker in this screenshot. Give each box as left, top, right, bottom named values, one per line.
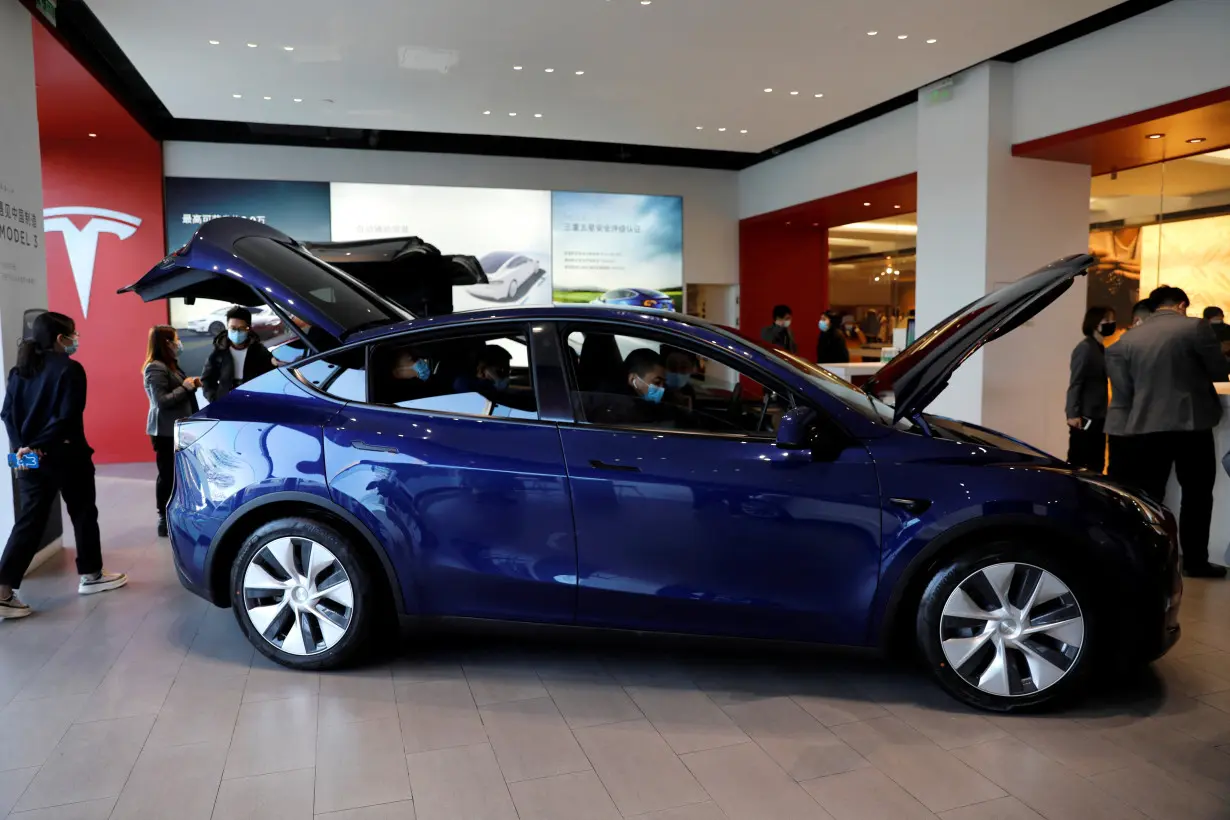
left=0, top=592, right=31, bottom=619
left=1184, top=563, right=1228, bottom=579
left=78, top=571, right=128, bottom=595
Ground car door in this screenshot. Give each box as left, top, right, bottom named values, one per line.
left=553, top=322, right=883, bottom=645
left=319, top=321, right=578, bottom=625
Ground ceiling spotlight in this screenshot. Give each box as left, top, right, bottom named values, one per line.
left=785, top=222, right=792, bottom=226
left=545, top=68, right=555, bottom=73
left=764, top=88, right=773, bottom=93
left=790, top=91, right=799, bottom=96
left=718, top=127, right=726, bottom=132
left=246, top=43, right=258, bottom=48
left=867, top=31, right=878, bottom=36
left=208, top=40, right=219, bottom=45
left=534, top=113, right=543, bottom=118
left=232, top=93, right=242, bottom=98
left=88, top=133, right=96, bottom=138
left=740, top=129, right=748, bottom=133
left=1146, top=133, right=1164, bottom=140
left=696, top=126, right=703, bottom=130
left=575, top=70, right=585, bottom=75
left=863, top=202, right=871, bottom=207
left=894, top=204, right=901, bottom=209
left=926, top=39, right=937, bottom=44
left=897, top=34, right=908, bottom=39
left=483, top=110, right=491, bottom=115
left=513, top=66, right=523, bottom=70
left=1187, top=137, right=1206, bottom=144
left=814, top=93, right=824, bottom=98
left=509, top=112, right=517, bottom=116
left=641, top=0, right=651, bottom=4
left=293, top=98, right=303, bottom=102
left=263, top=96, right=272, bottom=100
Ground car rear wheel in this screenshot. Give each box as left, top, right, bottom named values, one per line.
left=916, top=543, right=1096, bottom=712
left=230, top=518, right=375, bottom=670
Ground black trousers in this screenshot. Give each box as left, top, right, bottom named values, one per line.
left=152, top=435, right=175, bottom=517
left=1067, top=419, right=1106, bottom=473
left=0, top=449, right=102, bottom=588
left=1113, top=430, right=1217, bottom=570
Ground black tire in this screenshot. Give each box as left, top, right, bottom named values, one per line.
left=208, top=321, right=225, bottom=336
left=230, top=517, right=376, bottom=671
left=916, top=541, right=1099, bottom=712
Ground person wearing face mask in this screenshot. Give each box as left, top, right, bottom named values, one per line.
left=761, top=305, right=797, bottom=354
left=838, top=314, right=868, bottom=357
left=201, top=305, right=274, bottom=404
left=1065, top=307, right=1114, bottom=472
left=454, top=346, right=513, bottom=395
left=1202, top=306, right=1230, bottom=358
left=815, top=311, right=850, bottom=365
left=143, top=325, right=200, bottom=537
left=663, top=349, right=699, bottom=407
left=582, top=348, right=668, bottom=427
left=1, top=312, right=127, bottom=619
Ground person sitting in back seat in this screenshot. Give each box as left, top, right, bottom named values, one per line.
left=453, top=345, right=512, bottom=396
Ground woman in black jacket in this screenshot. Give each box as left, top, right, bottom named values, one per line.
left=0, top=312, right=127, bottom=619
left=1065, top=306, right=1114, bottom=472
left=144, top=325, right=201, bottom=537
left=815, top=311, right=850, bottom=366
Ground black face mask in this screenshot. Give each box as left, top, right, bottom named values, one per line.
left=1099, top=321, right=1117, bottom=337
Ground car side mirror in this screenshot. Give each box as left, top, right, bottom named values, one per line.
left=776, top=407, right=817, bottom=450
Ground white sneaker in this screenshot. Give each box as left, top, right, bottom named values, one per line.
left=0, top=592, right=31, bottom=619
left=78, top=571, right=128, bottom=595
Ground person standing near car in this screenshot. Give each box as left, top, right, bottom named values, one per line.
left=1105, top=286, right=1229, bottom=578
left=1065, top=306, right=1113, bottom=472
left=816, top=311, right=850, bottom=365
left=0, top=312, right=127, bottom=619
left=143, top=325, right=200, bottom=538
left=761, top=305, right=796, bottom=354
left=201, top=305, right=274, bottom=403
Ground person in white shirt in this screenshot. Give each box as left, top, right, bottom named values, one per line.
left=201, top=305, right=274, bottom=403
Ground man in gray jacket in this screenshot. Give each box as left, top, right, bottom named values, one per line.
left=1106, top=285, right=1230, bottom=577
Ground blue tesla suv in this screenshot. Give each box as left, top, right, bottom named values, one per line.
left=121, top=218, right=1181, bottom=712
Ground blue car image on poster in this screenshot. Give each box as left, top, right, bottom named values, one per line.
left=551, top=192, right=683, bottom=309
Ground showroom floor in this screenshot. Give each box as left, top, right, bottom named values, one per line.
left=3, top=468, right=1230, bottom=819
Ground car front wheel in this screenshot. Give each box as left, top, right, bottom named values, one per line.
left=230, top=518, right=374, bottom=670
left=916, top=544, right=1096, bottom=712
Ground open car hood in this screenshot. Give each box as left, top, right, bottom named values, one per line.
left=865, top=253, right=1095, bottom=423
left=118, top=218, right=412, bottom=354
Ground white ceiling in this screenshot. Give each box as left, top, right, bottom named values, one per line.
left=90, top=0, right=1125, bottom=153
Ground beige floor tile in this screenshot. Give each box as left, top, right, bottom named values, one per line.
left=212, top=767, right=316, bottom=820
left=224, top=695, right=318, bottom=779
left=1003, top=724, right=1141, bottom=777
left=681, top=742, right=832, bottom=820
left=0, top=694, right=89, bottom=772
left=464, top=663, right=547, bottom=706
left=480, top=696, right=591, bottom=782
left=314, top=801, right=416, bottom=819
left=318, top=668, right=397, bottom=725
left=390, top=658, right=466, bottom=684
left=573, top=719, right=709, bottom=816
left=0, top=767, right=38, bottom=817
left=145, top=673, right=245, bottom=749
left=791, top=687, right=890, bottom=728
left=952, top=738, right=1146, bottom=820
left=6, top=797, right=118, bottom=819
left=722, top=696, right=868, bottom=781
left=628, top=804, right=729, bottom=820
left=937, top=796, right=1044, bottom=819
left=508, top=770, right=622, bottom=820
left=883, top=701, right=1008, bottom=751
left=15, top=714, right=154, bottom=812
left=802, top=767, right=936, bottom=819
left=1099, top=717, right=1230, bottom=801
left=1088, top=760, right=1230, bottom=820
left=110, top=739, right=228, bottom=820
left=625, top=685, right=749, bottom=754
left=315, top=718, right=411, bottom=815
left=833, top=717, right=1004, bottom=813
left=76, top=672, right=174, bottom=723
left=242, top=656, right=320, bottom=704
left=396, top=678, right=488, bottom=754
left=541, top=672, right=644, bottom=729
left=406, top=743, right=517, bottom=820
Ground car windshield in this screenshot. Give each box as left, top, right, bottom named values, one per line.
left=480, top=251, right=516, bottom=273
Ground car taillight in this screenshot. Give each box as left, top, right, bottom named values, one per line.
left=174, top=419, right=219, bottom=452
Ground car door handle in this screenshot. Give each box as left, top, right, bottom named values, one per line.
left=353, top=440, right=398, bottom=454
left=589, top=459, right=640, bottom=473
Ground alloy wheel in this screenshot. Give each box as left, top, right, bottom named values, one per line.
left=242, top=536, right=354, bottom=656
left=939, top=562, right=1084, bottom=697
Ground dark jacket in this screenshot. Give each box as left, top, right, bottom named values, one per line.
left=201, top=332, right=274, bottom=403
left=2, top=352, right=91, bottom=455
left=1065, top=336, right=1108, bottom=420
left=1106, top=311, right=1230, bottom=436
left=760, top=324, right=796, bottom=354
left=144, top=360, right=199, bottom=437
left=816, top=331, right=850, bottom=365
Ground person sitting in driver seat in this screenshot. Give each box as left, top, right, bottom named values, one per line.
left=453, top=345, right=512, bottom=395
left=585, top=348, right=668, bottom=426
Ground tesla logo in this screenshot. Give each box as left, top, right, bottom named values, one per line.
left=43, top=207, right=143, bottom=317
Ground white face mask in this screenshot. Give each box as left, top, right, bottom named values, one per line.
left=782, top=319, right=792, bottom=329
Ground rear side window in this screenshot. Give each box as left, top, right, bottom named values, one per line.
left=293, top=349, right=367, bottom=401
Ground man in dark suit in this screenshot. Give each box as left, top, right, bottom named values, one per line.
left=1106, top=286, right=1230, bottom=578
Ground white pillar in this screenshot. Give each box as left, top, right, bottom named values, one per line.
left=915, top=62, right=1091, bottom=458
left=0, top=5, right=53, bottom=559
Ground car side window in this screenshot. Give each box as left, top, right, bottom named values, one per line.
left=367, top=329, right=538, bottom=421
left=563, top=329, right=788, bottom=437
left=292, top=347, right=367, bottom=401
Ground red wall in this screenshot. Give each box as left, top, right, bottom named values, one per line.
left=739, top=222, right=828, bottom=361
left=35, top=24, right=166, bottom=464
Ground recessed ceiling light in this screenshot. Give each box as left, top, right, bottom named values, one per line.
left=263, top=96, right=272, bottom=100
left=790, top=91, right=799, bottom=96
left=545, top=68, right=555, bottom=73
left=786, top=222, right=792, bottom=226
left=864, top=202, right=871, bottom=207
left=87, top=133, right=96, bottom=138
left=246, top=43, right=258, bottom=48
left=534, top=113, right=543, bottom=118
left=232, top=93, right=242, bottom=98
left=513, top=65, right=523, bottom=70
left=814, top=93, right=824, bottom=98
left=926, top=39, right=937, bottom=44
left=812, top=223, right=818, bottom=227
left=740, top=129, right=748, bottom=133
left=718, top=127, right=726, bottom=132
left=208, top=40, right=219, bottom=45
left=867, top=31, right=878, bottom=36
left=575, top=70, right=585, bottom=75
left=509, top=112, right=517, bottom=116
left=641, top=0, right=651, bottom=4
left=696, top=126, right=703, bottom=130
left=283, top=46, right=294, bottom=51
left=1146, top=133, right=1164, bottom=139
left=897, top=34, right=908, bottom=39
left=1187, top=137, right=1206, bottom=144
left=894, top=205, right=901, bottom=209
left=764, top=88, right=773, bottom=93
left=483, top=110, right=491, bottom=115
left=293, top=98, right=303, bottom=102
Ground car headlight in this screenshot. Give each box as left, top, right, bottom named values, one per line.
left=1078, top=475, right=1168, bottom=530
